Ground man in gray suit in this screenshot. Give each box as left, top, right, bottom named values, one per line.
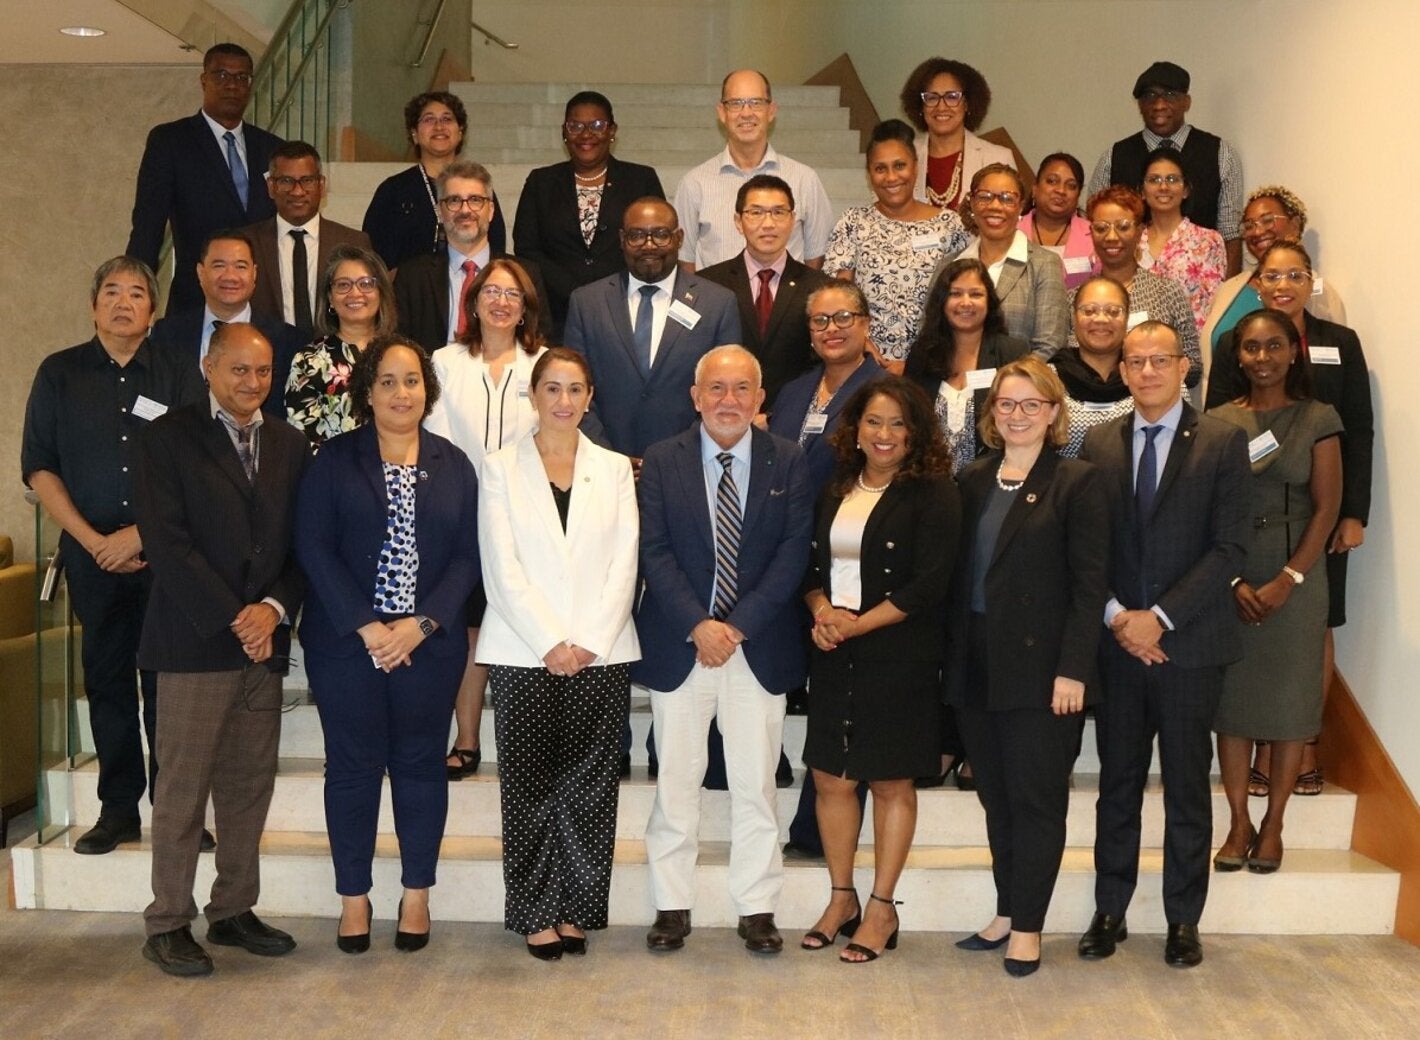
left=1077, top=320, right=1251, bottom=968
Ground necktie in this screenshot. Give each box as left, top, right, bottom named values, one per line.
left=235, top=423, right=256, bottom=483
left=632, top=284, right=658, bottom=375
left=1158, top=137, right=1177, bottom=151
left=223, top=130, right=249, bottom=207
left=755, top=268, right=776, bottom=339
left=289, top=229, right=312, bottom=330
left=712, top=452, right=742, bottom=620
left=1135, top=424, right=1161, bottom=522
left=455, top=259, right=478, bottom=338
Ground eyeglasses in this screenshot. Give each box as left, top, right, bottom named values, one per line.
left=992, top=398, right=1051, bottom=417
left=1090, top=218, right=1137, bottom=237
left=1258, top=268, right=1312, bottom=287
left=808, top=310, right=866, bottom=331
left=971, top=190, right=1021, bottom=208
left=206, top=69, right=252, bottom=86
left=479, top=285, right=524, bottom=303
left=1145, top=173, right=1184, bottom=187
left=1239, top=340, right=1291, bottom=356
left=740, top=205, right=793, bottom=222
left=920, top=90, right=965, bottom=109
left=720, top=97, right=770, bottom=112
left=564, top=119, right=611, bottom=136
left=271, top=174, right=322, bottom=191
left=331, top=276, right=379, bottom=295
left=417, top=113, right=458, bottom=128
left=1122, top=353, right=1184, bottom=372
left=1240, top=212, right=1293, bottom=235
left=1076, top=303, right=1126, bottom=319
left=623, top=227, right=676, bottom=246
left=1139, top=89, right=1186, bottom=103
left=441, top=194, right=490, bottom=211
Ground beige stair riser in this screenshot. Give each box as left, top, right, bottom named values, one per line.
left=463, top=102, right=850, bottom=130
left=452, top=84, right=843, bottom=108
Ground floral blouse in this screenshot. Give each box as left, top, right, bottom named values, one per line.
left=1138, top=217, right=1225, bottom=331
left=285, top=335, right=362, bottom=450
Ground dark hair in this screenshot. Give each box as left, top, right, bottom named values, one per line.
left=1234, top=308, right=1313, bottom=400
left=1086, top=184, right=1146, bottom=223
left=960, top=162, right=1027, bottom=233
left=199, top=228, right=255, bottom=263
left=827, top=377, right=953, bottom=494
left=735, top=173, right=795, bottom=213
left=203, top=43, right=252, bottom=68
left=268, top=140, right=322, bottom=173
left=350, top=334, right=441, bottom=425
left=899, top=57, right=991, bottom=133
left=1256, top=240, right=1313, bottom=274
left=316, top=244, right=397, bottom=339
left=867, top=118, right=917, bottom=160
left=564, top=90, right=615, bottom=124
left=457, top=258, right=543, bottom=356
left=1036, top=152, right=1085, bottom=187
left=404, top=91, right=468, bottom=155
left=531, top=346, right=594, bottom=391
left=720, top=69, right=772, bottom=100
left=90, top=256, right=158, bottom=309
left=1245, top=185, right=1308, bottom=233
left=806, top=280, right=870, bottom=320
left=1073, top=274, right=1130, bottom=308
left=905, top=259, right=1006, bottom=382
left=1141, top=149, right=1187, bottom=225
left=622, top=195, right=678, bottom=230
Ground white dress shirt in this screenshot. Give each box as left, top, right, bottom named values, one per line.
left=627, top=269, right=678, bottom=367
left=275, top=214, right=320, bottom=326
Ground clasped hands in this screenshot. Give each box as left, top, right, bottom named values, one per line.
left=692, top=619, right=744, bottom=668
left=1234, top=574, right=1294, bottom=625
left=231, top=602, right=281, bottom=663
left=90, top=525, right=145, bottom=573
left=543, top=641, right=597, bottom=676
left=359, top=617, right=430, bottom=673
left=811, top=606, right=859, bottom=651
left=1110, top=608, right=1168, bottom=665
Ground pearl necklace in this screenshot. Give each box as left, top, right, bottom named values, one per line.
left=574, top=167, right=608, bottom=183
left=855, top=474, right=892, bottom=494
left=995, top=462, right=1025, bottom=491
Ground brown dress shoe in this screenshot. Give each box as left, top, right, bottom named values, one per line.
left=737, top=913, right=783, bottom=954
left=646, top=909, right=691, bottom=951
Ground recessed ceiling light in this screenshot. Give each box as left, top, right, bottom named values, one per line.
left=60, top=26, right=106, bottom=38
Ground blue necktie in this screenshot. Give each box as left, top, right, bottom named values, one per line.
left=632, top=285, right=658, bottom=376
left=712, top=452, right=742, bottom=620
left=223, top=130, right=249, bottom=207
left=1136, top=424, right=1161, bottom=522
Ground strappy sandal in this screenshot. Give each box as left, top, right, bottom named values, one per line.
left=801, top=886, right=860, bottom=950
left=1247, top=767, right=1270, bottom=797
left=1293, top=739, right=1323, bottom=795
left=445, top=747, right=480, bottom=781
left=840, top=894, right=900, bottom=963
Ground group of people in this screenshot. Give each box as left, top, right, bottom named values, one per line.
left=20, top=42, right=1373, bottom=981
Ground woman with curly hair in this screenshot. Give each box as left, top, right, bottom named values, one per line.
left=799, top=377, right=961, bottom=962
left=899, top=57, right=1015, bottom=210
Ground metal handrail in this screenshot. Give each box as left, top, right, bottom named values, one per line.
left=264, top=0, right=346, bottom=129
left=471, top=19, right=519, bottom=50
left=411, top=0, right=448, bottom=68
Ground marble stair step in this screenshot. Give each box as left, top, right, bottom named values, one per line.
left=464, top=100, right=851, bottom=130
left=452, top=83, right=844, bottom=108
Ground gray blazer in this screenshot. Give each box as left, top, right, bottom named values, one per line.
left=994, top=241, right=1070, bottom=359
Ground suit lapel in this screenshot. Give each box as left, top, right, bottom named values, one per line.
left=727, top=260, right=760, bottom=346
left=990, top=449, right=1056, bottom=569
left=1115, top=415, right=1136, bottom=513
left=994, top=258, right=1025, bottom=305
left=200, top=411, right=256, bottom=499
left=1151, top=404, right=1198, bottom=514
left=607, top=274, right=644, bottom=382
left=192, top=114, right=244, bottom=212
left=433, top=255, right=453, bottom=345
left=676, top=431, right=715, bottom=551
left=649, top=273, right=694, bottom=376
left=562, top=434, right=597, bottom=545
left=764, top=259, right=806, bottom=345
left=739, top=427, right=777, bottom=536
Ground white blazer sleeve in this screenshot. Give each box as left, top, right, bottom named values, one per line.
left=571, top=448, right=639, bottom=660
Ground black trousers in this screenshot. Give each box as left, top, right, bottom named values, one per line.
left=64, top=539, right=158, bottom=820
left=1094, top=640, right=1222, bottom=925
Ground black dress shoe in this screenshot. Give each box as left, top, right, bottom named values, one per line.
left=336, top=897, right=372, bottom=954
left=955, top=931, right=1010, bottom=951
left=647, top=758, right=659, bottom=779
left=526, top=937, right=564, bottom=961
left=74, top=816, right=141, bottom=855
left=781, top=841, right=824, bottom=861
left=143, top=925, right=214, bottom=977
left=1164, top=923, right=1203, bottom=967
left=1004, top=956, right=1040, bottom=977
left=738, top=913, right=783, bottom=954
left=1077, top=911, right=1128, bottom=960
left=559, top=934, right=587, bottom=956
left=775, top=765, right=794, bottom=789
left=207, top=910, right=296, bottom=956
left=646, top=909, right=691, bottom=951
left=395, top=898, right=430, bottom=952
left=446, top=746, right=481, bottom=781
left=618, top=753, right=632, bottom=779
left=199, top=829, right=217, bottom=852
left=785, top=685, right=808, bottom=716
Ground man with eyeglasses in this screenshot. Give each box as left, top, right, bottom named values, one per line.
left=674, top=70, right=833, bottom=272
left=128, top=43, right=285, bottom=314
left=699, top=174, right=832, bottom=408
left=394, top=159, right=549, bottom=352
left=241, top=141, right=371, bottom=338
left=1077, top=320, right=1251, bottom=969
left=1086, top=61, right=1244, bottom=277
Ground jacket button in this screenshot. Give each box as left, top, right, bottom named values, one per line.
left=883, top=567, right=891, bottom=574
left=1024, top=636, right=1035, bottom=647
left=885, top=541, right=895, bottom=549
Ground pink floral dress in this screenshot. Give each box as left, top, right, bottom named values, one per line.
left=1138, top=217, right=1225, bottom=330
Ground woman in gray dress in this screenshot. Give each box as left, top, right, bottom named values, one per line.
left=1208, top=309, right=1342, bottom=874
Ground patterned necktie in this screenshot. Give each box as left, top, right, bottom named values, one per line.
left=289, top=229, right=312, bottom=329
left=223, top=130, right=249, bottom=207
left=1136, top=424, right=1161, bottom=522
left=712, top=452, right=742, bottom=620
left=1158, top=137, right=1177, bottom=151
left=755, top=268, right=776, bottom=339
left=632, top=284, right=658, bottom=376
left=455, top=259, right=478, bottom=338
left=235, top=423, right=256, bottom=483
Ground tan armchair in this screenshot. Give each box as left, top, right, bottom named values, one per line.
left=0, top=534, right=38, bottom=845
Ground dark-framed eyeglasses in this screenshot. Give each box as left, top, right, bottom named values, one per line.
left=1139, top=88, right=1185, bottom=103
left=808, top=310, right=866, bottom=331
left=623, top=227, right=676, bottom=247
left=720, top=97, right=770, bottom=112
left=1122, top=353, right=1184, bottom=372
left=920, top=90, right=965, bottom=109
left=271, top=174, right=322, bottom=191
left=992, top=398, right=1051, bottom=417
left=441, top=194, right=491, bottom=211
left=564, top=118, right=611, bottom=136
left=331, top=276, right=379, bottom=295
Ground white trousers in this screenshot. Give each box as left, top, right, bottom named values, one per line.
left=644, top=652, right=786, bottom=916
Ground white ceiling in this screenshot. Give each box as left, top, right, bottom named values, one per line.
left=0, top=0, right=199, bottom=64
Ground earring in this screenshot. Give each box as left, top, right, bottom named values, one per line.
left=517, top=317, right=525, bottom=326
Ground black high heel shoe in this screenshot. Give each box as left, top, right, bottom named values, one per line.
left=840, top=894, right=900, bottom=963
left=800, top=886, right=861, bottom=950
left=955, top=930, right=1009, bottom=951
left=527, top=933, right=564, bottom=961
left=558, top=926, right=587, bottom=956
left=336, top=896, right=372, bottom=954
left=446, top=746, right=480, bottom=781
left=395, top=897, right=430, bottom=952
left=914, top=758, right=962, bottom=789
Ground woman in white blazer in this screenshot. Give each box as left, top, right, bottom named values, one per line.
left=477, top=346, right=640, bottom=960
left=900, top=57, right=1015, bottom=209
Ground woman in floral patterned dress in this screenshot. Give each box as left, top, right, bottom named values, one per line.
left=285, top=244, right=399, bottom=448
left=1137, top=148, right=1225, bottom=331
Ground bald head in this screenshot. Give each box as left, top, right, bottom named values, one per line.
left=205, top=322, right=274, bottom=424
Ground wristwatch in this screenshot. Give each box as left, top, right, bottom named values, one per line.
left=415, top=615, right=436, bottom=636
left=1281, top=566, right=1304, bottom=586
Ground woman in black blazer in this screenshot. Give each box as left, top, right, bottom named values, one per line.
left=513, top=90, right=665, bottom=334
left=949, top=355, right=1109, bottom=977
left=800, top=377, right=960, bottom=963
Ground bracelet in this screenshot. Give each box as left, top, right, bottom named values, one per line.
left=1229, top=576, right=1244, bottom=589
left=813, top=604, right=830, bottom=620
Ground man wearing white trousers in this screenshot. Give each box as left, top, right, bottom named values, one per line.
left=633, top=345, right=812, bottom=954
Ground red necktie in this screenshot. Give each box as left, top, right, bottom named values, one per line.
left=755, top=268, right=775, bottom=338
left=455, top=260, right=478, bottom=338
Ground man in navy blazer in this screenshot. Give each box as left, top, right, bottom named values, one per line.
left=1078, top=321, right=1251, bottom=969
left=148, top=229, right=304, bottom=420
left=127, top=44, right=283, bottom=314
left=564, top=197, right=741, bottom=461
left=636, top=346, right=812, bottom=956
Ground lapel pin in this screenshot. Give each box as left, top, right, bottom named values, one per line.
left=1026, top=492, right=1037, bottom=503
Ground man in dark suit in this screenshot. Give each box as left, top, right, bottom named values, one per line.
left=242, top=141, right=371, bottom=338
left=134, top=323, right=309, bottom=976
left=127, top=43, right=283, bottom=314
left=698, top=174, right=831, bottom=409
left=636, top=346, right=812, bottom=956
left=148, top=229, right=305, bottom=420
left=1078, top=320, right=1251, bottom=968
left=394, top=158, right=549, bottom=351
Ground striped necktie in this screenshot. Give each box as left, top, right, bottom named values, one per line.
left=711, top=452, right=742, bottom=620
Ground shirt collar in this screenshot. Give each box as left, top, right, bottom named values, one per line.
left=1005, top=229, right=1030, bottom=263
left=447, top=242, right=491, bottom=270
left=276, top=213, right=320, bottom=236
left=1132, top=396, right=1184, bottom=435
left=210, top=391, right=264, bottom=430
left=628, top=268, right=678, bottom=299
left=743, top=250, right=788, bottom=281
left=200, top=110, right=244, bottom=141
left=700, top=424, right=753, bottom=466
left=88, top=335, right=153, bottom=369
left=716, top=142, right=778, bottom=175
left=204, top=303, right=252, bottom=328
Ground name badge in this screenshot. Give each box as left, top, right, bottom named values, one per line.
left=1064, top=255, right=1093, bottom=275
left=1248, top=430, right=1280, bottom=463
left=667, top=298, right=701, bottom=330
left=131, top=395, right=168, bottom=421
left=802, top=412, right=828, bottom=435
left=1126, top=310, right=1149, bottom=331
left=966, top=367, right=996, bottom=391
left=1311, top=275, right=1325, bottom=297
left=911, top=232, right=943, bottom=251
left=517, top=379, right=530, bottom=398
left=1310, top=346, right=1342, bottom=365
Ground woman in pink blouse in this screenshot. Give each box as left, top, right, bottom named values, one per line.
left=1137, top=148, right=1225, bottom=330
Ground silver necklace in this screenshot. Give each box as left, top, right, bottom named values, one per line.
left=995, top=462, right=1025, bottom=491
left=856, top=474, right=892, bottom=493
